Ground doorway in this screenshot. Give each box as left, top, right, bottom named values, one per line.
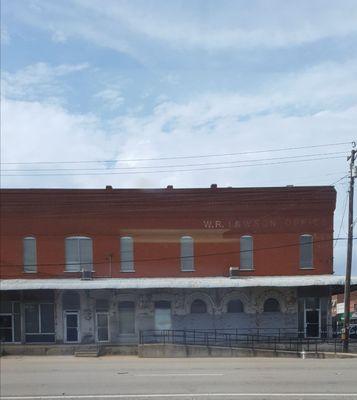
left=154, top=301, right=172, bottom=330
left=304, top=298, right=320, bottom=338
left=64, top=311, right=79, bottom=343
left=96, top=312, right=109, bottom=342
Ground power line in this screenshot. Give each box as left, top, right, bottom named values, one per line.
left=0, top=151, right=347, bottom=172
left=1, top=141, right=352, bottom=165
left=0, top=237, right=352, bottom=270
left=1, top=155, right=346, bottom=177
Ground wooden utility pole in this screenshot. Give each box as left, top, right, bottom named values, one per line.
left=342, top=146, right=356, bottom=353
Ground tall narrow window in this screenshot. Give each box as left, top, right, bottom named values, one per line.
left=65, top=237, right=93, bottom=272
left=120, top=236, right=134, bottom=272
left=180, top=236, right=194, bottom=271
left=23, top=237, right=37, bottom=273
left=300, top=234, right=313, bottom=268
left=240, top=235, right=253, bottom=270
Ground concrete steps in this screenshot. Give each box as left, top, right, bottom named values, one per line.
left=74, top=346, right=100, bottom=357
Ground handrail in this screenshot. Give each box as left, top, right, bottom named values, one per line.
left=139, top=329, right=357, bottom=354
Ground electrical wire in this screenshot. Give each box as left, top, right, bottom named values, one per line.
left=1, top=155, right=346, bottom=177
left=0, top=237, right=352, bottom=270
left=1, top=141, right=352, bottom=165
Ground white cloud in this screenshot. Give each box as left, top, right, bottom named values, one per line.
left=94, top=87, right=124, bottom=111
left=9, top=0, right=357, bottom=59
left=1, top=62, right=89, bottom=102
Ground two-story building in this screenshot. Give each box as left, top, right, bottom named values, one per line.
left=1, top=185, right=356, bottom=347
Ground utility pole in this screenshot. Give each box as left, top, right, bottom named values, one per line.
left=342, top=145, right=356, bottom=353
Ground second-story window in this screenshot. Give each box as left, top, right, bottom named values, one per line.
left=240, top=235, right=253, bottom=270
left=23, top=236, right=37, bottom=273
left=180, top=236, right=194, bottom=271
left=120, top=236, right=134, bottom=272
left=65, top=236, right=93, bottom=272
left=300, top=234, right=313, bottom=268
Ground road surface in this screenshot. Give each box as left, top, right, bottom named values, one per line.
left=1, top=356, right=357, bottom=399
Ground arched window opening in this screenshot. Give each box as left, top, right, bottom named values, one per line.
left=23, top=236, right=37, bottom=273
left=240, top=235, right=253, bottom=270
left=65, top=236, right=93, bottom=272
left=300, top=234, right=313, bottom=268
left=190, top=299, right=207, bottom=314
left=180, top=236, right=194, bottom=271
left=263, top=298, right=280, bottom=313
left=227, top=299, right=244, bottom=313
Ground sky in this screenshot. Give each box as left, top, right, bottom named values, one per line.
left=1, top=0, right=356, bottom=274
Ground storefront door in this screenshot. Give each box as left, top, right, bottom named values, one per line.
left=64, top=311, right=79, bottom=342
left=304, top=298, right=320, bottom=338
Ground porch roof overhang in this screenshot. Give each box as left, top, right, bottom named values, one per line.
left=1, top=275, right=356, bottom=291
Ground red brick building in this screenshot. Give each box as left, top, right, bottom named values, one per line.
left=0, top=186, right=356, bottom=346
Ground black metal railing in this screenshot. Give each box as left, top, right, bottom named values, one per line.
left=139, top=329, right=357, bottom=354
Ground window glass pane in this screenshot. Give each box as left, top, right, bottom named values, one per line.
left=120, top=237, right=134, bottom=272
left=240, top=236, right=253, bottom=269
left=190, top=299, right=207, bottom=314
left=0, top=315, right=13, bottom=342
left=155, top=308, right=172, bottom=330
left=227, top=299, right=244, bottom=313
left=23, top=237, right=37, bottom=272
left=65, top=238, right=80, bottom=271
left=79, top=238, right=93, bottom=271
left=181, top=236, right=194, bottom=271
left=118, top=302, right=135, bottom=334
left=40, top=304, right=55, bottom=333
left=0, top=301, right=12, bottom=313
left=66, top=314, right=78, bottom=328
left=25, top=304, right=39, bottom=333
left=66, top=328, right=78, bottom=342
left=98, top=327, right=109, bottom=342
left=263, top=298, right=280, bottom=312
left=300, top=235, right=313, bottom=268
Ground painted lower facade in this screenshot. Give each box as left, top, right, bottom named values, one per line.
left=0, top=286, right=332, bottom=345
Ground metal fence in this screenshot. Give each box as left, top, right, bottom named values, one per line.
left=139, top=329, right=357, bottom=354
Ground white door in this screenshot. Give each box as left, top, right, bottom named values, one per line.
left=64, top=311, right=79, bottom=343
left=96, top=312, right=109, bottom=342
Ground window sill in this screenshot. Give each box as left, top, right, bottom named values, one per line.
left=239, top=268, right=255, bottom=271
left=181, top=269, right=195, bottom=272
left=23, top=271, right=37, bottom=274
left=300, top=267, right=315, bottom=270
left=120, top=270, right=136, bottom=273
left=63, top=270, right=95, bottom=273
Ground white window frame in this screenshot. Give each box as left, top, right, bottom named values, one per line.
left=180, top=236, right=194, bottom=271
left=24, top=303, right=55, bottom=336
left=120, top=236, right=134, bottom=272
left=23, top=236, right=37, bottom=273
left=240, top=235, right=253, bottom=270
left=65, top=236, right=93, bottom=272
left=300, top=234, right=314, bottom=269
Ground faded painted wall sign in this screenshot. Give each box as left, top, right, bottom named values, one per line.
left=202, top=217, right=329, bottom=230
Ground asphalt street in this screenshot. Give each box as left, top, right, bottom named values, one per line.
left=1, top=356, right=357, bottom=400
